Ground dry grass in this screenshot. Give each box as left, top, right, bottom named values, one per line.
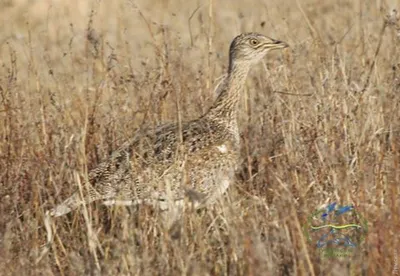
left=0, top=0, right=399, bottom=275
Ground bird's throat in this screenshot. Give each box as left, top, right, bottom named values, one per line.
left=206, top=62, right=251, bottom=122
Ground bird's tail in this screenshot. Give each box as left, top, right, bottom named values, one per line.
left=49, top=191, right=85, bottom=217
left=49, top=183, right=105, bottom=217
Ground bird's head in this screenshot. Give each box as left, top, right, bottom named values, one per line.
left=229, top=32, right=288, bottom=65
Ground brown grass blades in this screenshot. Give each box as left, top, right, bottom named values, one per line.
left=46, top=33, right=288, bottom=221
left=1, top=1, right=400, bottom=275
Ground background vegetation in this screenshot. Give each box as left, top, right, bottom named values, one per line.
left=0, top=0, right=399, bottom=275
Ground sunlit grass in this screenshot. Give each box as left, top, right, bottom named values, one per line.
left=0, top=0, right=399, bottom=275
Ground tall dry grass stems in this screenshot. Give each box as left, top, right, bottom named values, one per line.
left=0, top=0, right=399, bottom=275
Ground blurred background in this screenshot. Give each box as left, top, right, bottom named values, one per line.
left=0, top=0, right=399, bottom=275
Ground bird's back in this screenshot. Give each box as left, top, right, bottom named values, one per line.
left=88, top=115, right=240, bottom=206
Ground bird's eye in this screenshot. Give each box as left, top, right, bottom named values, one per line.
left=249, top=39, right=259, bottom=46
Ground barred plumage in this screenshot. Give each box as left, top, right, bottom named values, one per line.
left=49, top=32, right=288, bottom=218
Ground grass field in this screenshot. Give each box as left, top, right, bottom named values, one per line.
left=0, top=0, right=399, bottom=275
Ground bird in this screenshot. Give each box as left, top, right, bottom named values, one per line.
left=49, top=32, right=288, bottom=220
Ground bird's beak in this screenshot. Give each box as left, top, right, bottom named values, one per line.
left=272, top=39, right=289, bottom=49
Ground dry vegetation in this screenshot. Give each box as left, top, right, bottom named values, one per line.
left=0, top=0, right=399, bottom=275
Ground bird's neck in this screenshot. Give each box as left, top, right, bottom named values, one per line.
left=205, top=61, right=250, bottom=123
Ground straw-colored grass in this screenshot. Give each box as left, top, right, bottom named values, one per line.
left=0, top=0, right=399, bottom=275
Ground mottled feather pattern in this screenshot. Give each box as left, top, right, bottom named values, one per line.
left=49, top=33, right=288, bottom=218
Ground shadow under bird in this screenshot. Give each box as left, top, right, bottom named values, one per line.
left=48, top=32, right=288, bottom=222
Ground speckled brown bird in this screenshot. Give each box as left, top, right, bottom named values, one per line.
left=49, top=32, right=288, bottom=219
